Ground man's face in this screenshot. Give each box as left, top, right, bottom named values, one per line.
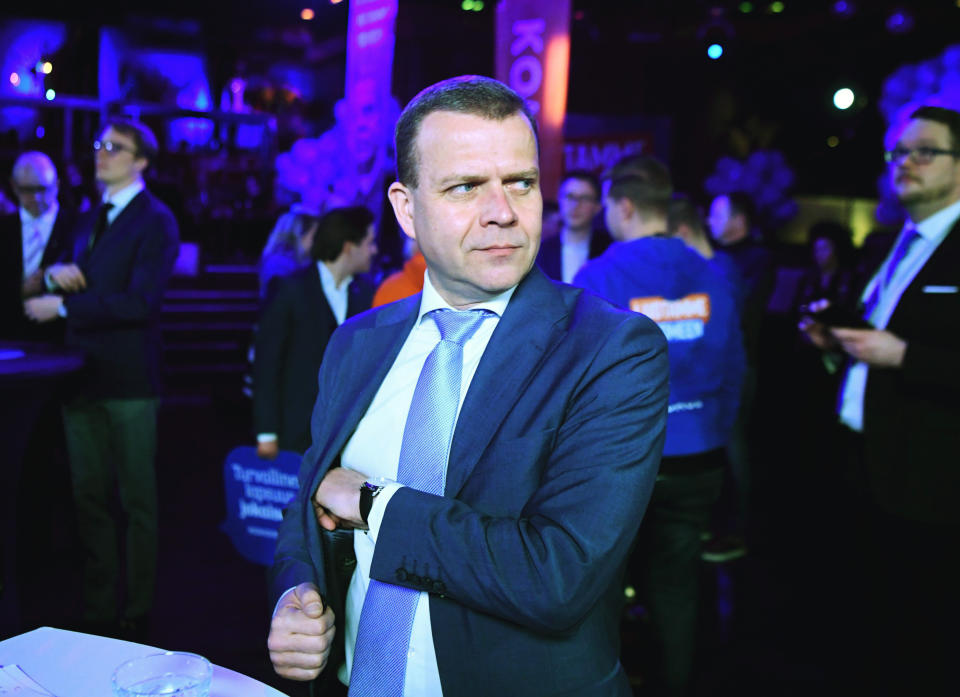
left=707, top=195, right=735, bottom=244
left=12, top=159, right=58, bottom=218
left=343, top=225, right=377, bottom=274
left=95, top=126, right=146, bottom=190
left=558, top=176, right=601, bottom=231
left=388, top=111, right=542, bottom=307
left=888, top=118, right=960, bottom=212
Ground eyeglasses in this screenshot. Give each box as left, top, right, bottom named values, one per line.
left=93, top=140, right=135, bottom=155
left=562, top=193, right=599, bottom=205
left=13, top=183, right=56, bottom=195
left=883, top=146, right=960, bottom=165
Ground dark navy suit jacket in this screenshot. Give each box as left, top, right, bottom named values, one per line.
left=271, top=266, right=669, bottom=696
left=0, top=207, right=75, bottom=341
left=859, top=218, right=960, bottom=525
left=63, top=189, right=179, bottom=398
left=253, top=265, right=374, bottom=452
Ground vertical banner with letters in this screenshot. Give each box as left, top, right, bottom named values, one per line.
left=345, top=0, right=398, bottom=103
left=495, top=0, right=571, bottom=201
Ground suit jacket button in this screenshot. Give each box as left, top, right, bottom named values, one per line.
left=395, top=568, right=408, bottom=582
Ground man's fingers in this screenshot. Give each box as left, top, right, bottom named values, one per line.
left=294, top=583, right=325, bottom=617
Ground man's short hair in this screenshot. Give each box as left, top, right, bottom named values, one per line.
left=667, top=195, right=706, bottom=237
left=910, top=105, right=960, bottom=151
left=560, top=169, right=601, bottom=200
left=310, top=205, right=374, bottom=262
left=394, top=75, right=539, bottom=187
left=603, top=154, right=673, bottom=196
left=603, top=155, right=672, bottom=219
left=102, top=118, right=159, bottom=167
left=725, top=191, right=756, bottom=226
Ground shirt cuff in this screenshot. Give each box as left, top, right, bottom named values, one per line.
left=365, top=483, right=404, bottom=544
left=44, top=269, right=57, bottom=292
left=257, top=433, right=278, bottom=443
left=57, top=298, right=67, bottom=318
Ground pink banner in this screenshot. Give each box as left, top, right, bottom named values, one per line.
left=495, top=0, right=571, bottom=201
left=345, top=0, right=398, bottom=103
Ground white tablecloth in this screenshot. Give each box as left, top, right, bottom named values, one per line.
left=0, top=627, right=289, bottom=697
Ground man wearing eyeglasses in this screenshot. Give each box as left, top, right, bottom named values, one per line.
left=535, top=170, right=609, bottom=282
left=0, top=151, right=75, bottom=341
left=801, top=105, right=960, bottom=695
left=24, top=119, right=180, bottom=641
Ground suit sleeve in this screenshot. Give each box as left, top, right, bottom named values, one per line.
left=252, top=281, right=294, bottom=437
left=370, top=314, right=669, bottom=634
left=63, top=209, right=178, bottom=328
left=901, top=341, right=960, bottom=395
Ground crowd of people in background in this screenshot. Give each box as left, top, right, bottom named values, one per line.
left=3, top=90, right=959, bottom=697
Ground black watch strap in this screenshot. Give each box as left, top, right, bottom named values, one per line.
left=359, top=481, right=384, bottom=524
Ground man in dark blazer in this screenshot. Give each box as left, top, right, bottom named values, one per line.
left=535, top=170, right=609, bottom=283
left=25, top=119, right=179, bottom=639
left=253, top=206, right=377, bottom=457
left=266, top=76, right=668, bottom=697
left=802, top=105, right=960, bottom=695
left=0, top=151, right=74, bottom=341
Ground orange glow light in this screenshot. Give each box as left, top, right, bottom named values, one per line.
left=301, top=8, right=315, bottom=20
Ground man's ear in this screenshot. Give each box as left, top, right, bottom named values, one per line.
left=388, top=181, right=416, bottom=241
left=616, top=196, right=635, bottom=221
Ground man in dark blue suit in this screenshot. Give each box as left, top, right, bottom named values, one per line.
left=253, top=206, right=377, bottom=458
left=25, top=119, right=179, bottom=639
left=266, top=76, right=669, bottom=696
left=535, top=170, right=609, bottom=283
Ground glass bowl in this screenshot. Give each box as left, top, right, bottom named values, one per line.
left=112, top=651, right=212, bottom=697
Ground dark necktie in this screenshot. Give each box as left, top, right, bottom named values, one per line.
left=862, top=226, right=921, bottom=318
left=348, top=308, right=491, bottom=697
left=88, top=202, right=115, bottom=251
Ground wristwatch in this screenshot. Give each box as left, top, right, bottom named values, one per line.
left=359, top=478, right=389, bottom=524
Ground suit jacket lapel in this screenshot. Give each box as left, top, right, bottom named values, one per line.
left=307, top=295, right=420, bottom=490
left=307, top=266, right=338, bottom=329
left=445, top=267, right=569, bottom=496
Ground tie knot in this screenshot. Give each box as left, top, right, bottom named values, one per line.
left=430, top=308, right=490, bottom=346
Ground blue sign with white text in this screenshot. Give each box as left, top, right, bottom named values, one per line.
left=221, top=446, right=301, bottom=566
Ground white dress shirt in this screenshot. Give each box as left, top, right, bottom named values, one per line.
left=336, top=271, right=515, bottom=695
left=839, top=198, right=960, bottom=431
left=20, top=202, right=59, bottom=278
left=103, top=179, right=145, bottom=223
left=317, top=261, right=352, bottom=326
left=560, top=228, right=591, bottom=284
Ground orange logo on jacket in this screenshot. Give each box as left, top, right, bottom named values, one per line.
left=629, top=293, right=711, bottom=341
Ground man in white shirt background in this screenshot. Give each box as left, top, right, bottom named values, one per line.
left=535, top=170, right=609, bottom=283
left=253, top=206, right=377, bottom=459
left=1, top=151, right=75, bottom=342
left=801, top=104, right=960, bottom=695
left=25, top=119, right=180, bottom=641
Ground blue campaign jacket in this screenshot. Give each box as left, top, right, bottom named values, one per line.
left=575, top=236, right=745, bottom=457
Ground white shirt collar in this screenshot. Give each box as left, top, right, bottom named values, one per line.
left=19, top=201, right=59, bottom=227
left=317, top=260, right=352, bottom=291
left=913, top=197, right=960, bottom=242
left=104, top=179, right=145, bottom=215
left=416, top=270, right=516, bottom=323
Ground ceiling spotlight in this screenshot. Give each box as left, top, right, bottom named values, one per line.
left=300, top=8, right=315, bottom=20
left=886, top=8, right=914, bottom=34
left=833, top=88, right=855, bottom=110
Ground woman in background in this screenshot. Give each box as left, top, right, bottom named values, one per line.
left=259, top=208, right=319, bottom=297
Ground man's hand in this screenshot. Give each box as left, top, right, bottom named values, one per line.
left=268, top=582, right=336, bottom=681
left=47, top=263, right=86, bottom=292
left=257, top=440, right=279, bottom=460
left=313, top=467, right=368, bottom=530
left=831, top=328, right=907, bottom=368
left=24, top=295, right=63, bottom=323
left=798, top=315, right=838, bottom=351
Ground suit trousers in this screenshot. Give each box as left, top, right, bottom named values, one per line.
left=836, top=426, right=960, bottom=696
left=631, top=455, right=724, bottom=697
left=62, top=396, right=160, bottom=622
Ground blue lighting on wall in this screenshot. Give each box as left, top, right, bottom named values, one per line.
left=0, top=19, right=67, bottom=136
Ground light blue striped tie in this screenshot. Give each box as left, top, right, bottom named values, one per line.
left=348, top=308, right=490, bottom=697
